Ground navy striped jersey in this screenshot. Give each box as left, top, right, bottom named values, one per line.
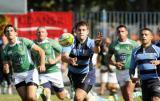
left=62, top=37, right=95, bottom=74
left=130, top=44, right=160, bottom=80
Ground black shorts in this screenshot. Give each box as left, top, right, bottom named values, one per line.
left=68, top=69, right=95, bottom=93
left=15, top=81, right=38, bottom=89
left=141, top=78, right=160, bottom=101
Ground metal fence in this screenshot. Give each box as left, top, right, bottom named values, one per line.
left=74, top=10, right=160, bottom=39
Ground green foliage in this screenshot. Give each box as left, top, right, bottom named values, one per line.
left=28, top=0, right=160, bottom=12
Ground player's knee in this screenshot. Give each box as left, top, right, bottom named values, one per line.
left=108, top=87, right=118, bottom=93
left=44, top=88, right=50, bottom=94
left=43, top=88, right=51, bottom=98
left=58, top=95, right=65, bottom=100
left=74, top=94, right=85, bottom=101
left=57, top=91, right=66, bottom=100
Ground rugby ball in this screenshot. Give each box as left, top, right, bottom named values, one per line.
left=59, top=33, right=74, bottom=47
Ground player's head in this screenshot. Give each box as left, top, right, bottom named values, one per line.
left=36, top=26, right=48, bottom=41
left=3, top=24, right=17, bottom=41
left=139, top=27, right=153, bottom=45
left=116, top=24, right=128, bottom=41
left=75, top=21, right=89, bottom=42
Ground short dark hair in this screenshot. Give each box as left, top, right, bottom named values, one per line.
left=139, top=27, right=153, bottom=35
left=75, top=21, right=89, bottom=30
left=4, top=24, right=17, bottom=34
left=116, top=24, right=128, bottom=31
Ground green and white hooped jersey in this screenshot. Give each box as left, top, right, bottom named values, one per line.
left=108, top=39, right=137, bottom=69
left=34, top=38, right=62, bottom=73
left=2, top=37, right=35, bottom=73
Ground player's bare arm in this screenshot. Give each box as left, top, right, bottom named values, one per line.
left=107, top=54, right=124, bottom=70
left=48, top=54, right=61, bottom=65
left=150, top=60, right=160, bottom=66
left=61, top=52, right=77, bottom=66
left=32, top=44, right=46, bottom=72
left=93, top=32, right=103, bottom=53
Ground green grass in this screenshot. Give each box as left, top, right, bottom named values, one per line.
left=0, top=94, right=142, bottom=101
left=103, top=95, right=142, bottom=101
left=0, top=94, right=21, bottom=101
left=0, top=94, right=69, bottom=101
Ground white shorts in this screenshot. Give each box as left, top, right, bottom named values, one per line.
left=13, top=69, right=39, bottom=85
left=100, top=72, right=118, bottom=84
left=116, top=69, right=131, bottom=87
left=39, top=71, right=64, bottom=88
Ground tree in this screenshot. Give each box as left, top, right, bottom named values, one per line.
left=27, top=0, right=160, bottom=12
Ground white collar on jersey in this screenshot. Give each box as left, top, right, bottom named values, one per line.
left=9, top=37, right=21, bottom=47
left=118, top=39, right=131, bottom=44
left=37, top=38, right=49, bottom=44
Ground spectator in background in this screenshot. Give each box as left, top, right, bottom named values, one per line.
left=2, top=24, right=45, bottom=101
left=130, top=28, right=160, bottom=101
left=33, top=26, right=67, bottom=101
left=154, top=27, right=160, bottom=47
left=107, top=25, right=137, bottom=101
left=0, top=34, right=13, bottom=94
left=98, top=37, right=119, bottom=100
left=61, top=21, right=102, bottom=101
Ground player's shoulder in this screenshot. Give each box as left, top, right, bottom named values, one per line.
left=127, top=39, right=138, bottom=48
left=47, top=38, right=58, bottom=43
left=19, top=37, right=29, bottom=40
left=3, top=44, right=9, bottom=50
left=18, top=37, right=32, bottom=42
left=132, top=45, right=141, bottom=55
left=128, top=39, right=136, bottom=43
left=87, top=37, right=94, bottom=43
left=152, top=44, right=160, bottom=52
left=84, top=37, right=94, bottom=47
left=127, top=39, right=137, bottom=45
left=133, top=45, right=140, bottom=51
left=47, top=38, right=54, bottom=41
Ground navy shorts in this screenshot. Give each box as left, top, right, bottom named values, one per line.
left=42, top=81, right=64, bottom=93
left=68, top=68, right=96, bottom=93
left=141, top=78, right=160, bottom=101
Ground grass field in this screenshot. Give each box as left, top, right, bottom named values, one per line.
left=0, top=94, right=142, bottom=101
left=0, top=94, right=69, bottom=101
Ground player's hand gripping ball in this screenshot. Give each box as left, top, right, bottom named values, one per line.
left=59, top=33, right=74, bottom=47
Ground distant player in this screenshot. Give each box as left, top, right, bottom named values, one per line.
left=34, top=26, right=66, bottom=101
left=108, top=25, right=137, bottom=101
left=0, top=34, right=13, bottom=94
left=98, top=37, right=119, bottom=100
